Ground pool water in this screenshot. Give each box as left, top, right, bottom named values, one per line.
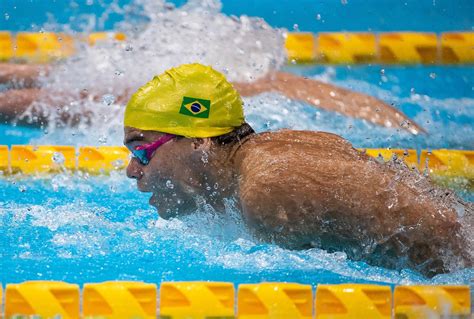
left=1, top=63, right=473, bottom=287
left=0, top=0, right=473, bottom=288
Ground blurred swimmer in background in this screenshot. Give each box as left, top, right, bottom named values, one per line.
left=0, top=1, right=422, bottom=134
left=0, top=62, right=422, bottom=133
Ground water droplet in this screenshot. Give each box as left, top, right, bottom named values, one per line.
left=400, top=120, right=411, bottom=128
left=102, top=94, right=115, bottom=106
left=18, top=185, right=27, bottom=193
left=52, top=152, right=65, bottom=164
left=112, top=159, right=124, bottom=169
left=4, top=13, right=10, bottom=20
left=166, top=180, right=174, bottom=189
left=429, top=72, right=436, bottom=79
left=316, top=14, right=321, bottom=20
left=98, top=135, right=107, bottom=144
left=341, top=0, right=348, bottom=4
left=292, top=23, right=299, bottom=31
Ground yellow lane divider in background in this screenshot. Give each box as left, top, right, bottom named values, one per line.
left=0, top=146, right=472, bottom=182
left=0, top=31, right=472, bottom=64
left=0, top=31, right=126, bottom=63
left=285, top=31, right=474, bottom=64
left=0, top=281, right=470, bottom=318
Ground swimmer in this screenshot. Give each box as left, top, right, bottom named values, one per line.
left=0, top=62, right=423, bottom=134
left=123, top=63, right=471, bottom=277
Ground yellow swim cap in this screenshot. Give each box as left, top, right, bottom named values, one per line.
left=124, top=63, right=244, bottom=138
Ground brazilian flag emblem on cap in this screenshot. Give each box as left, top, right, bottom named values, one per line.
left=179, top=96, right=211, bottom=118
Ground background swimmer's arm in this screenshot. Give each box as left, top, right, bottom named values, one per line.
left=0, top=88, right=89, bottom=126
left=232, top=71, right=424, bottom=134
left=0, top=63, right=49, bottom=87
left=0, top=88, right=43, bottom=124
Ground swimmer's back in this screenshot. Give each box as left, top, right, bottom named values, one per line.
left=234, top=129, right=470, bottom=276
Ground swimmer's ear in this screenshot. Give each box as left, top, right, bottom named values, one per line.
left=191, top=138, right=212, bottom=151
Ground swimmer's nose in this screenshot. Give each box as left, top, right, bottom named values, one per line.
left=126, top=158, right=143, bottom=180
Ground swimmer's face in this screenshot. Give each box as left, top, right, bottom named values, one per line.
left=124, top=127, right=209, bottom=218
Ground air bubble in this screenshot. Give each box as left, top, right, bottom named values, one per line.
left=400, top=120, right=411, bottom=129
left=52, top=152, right=65, bottom=165
left=98, top=135, right=107, bottom=144
left=166, top=180, right=174, bottom=189
left=102, top=94, right=115, bottom=106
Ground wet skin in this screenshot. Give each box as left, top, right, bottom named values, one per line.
left=124, top=126, right=472, bottom=277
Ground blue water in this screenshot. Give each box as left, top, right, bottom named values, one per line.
left=0, top=0, right=473, bottom=288
left=1, top=175, right=472, bottom=286
left=1, top=0, right=473, bottom=32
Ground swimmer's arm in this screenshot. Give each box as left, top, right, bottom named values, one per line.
left=0, top=88, right=90, bottom=126
left=0, top=88, right=43, bottom=124
left=0, top=63, right=49, bottom=87
left=232, top=71, right=424, bottom=134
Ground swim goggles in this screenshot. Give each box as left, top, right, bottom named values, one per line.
left=128, top=134, right=175, bottom=165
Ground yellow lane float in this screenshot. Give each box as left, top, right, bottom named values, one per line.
left=83, top=281, right=157, bottom=318
left=440, top=32, right=474, bottom=64
left=14, top=32, right=75, bottom=62
left=316, top=32, right=377, bottom=64
left=394, top=285, right=471, bottom=318
left=77, top=146, right=129, bottom=174
left=5, top=281, right=80, bottom=319
left=10, top=145, right=75, bottom=174
left=315, top=284, right=391, bottom=319
left=159, top=281, right=235, bottom=319
left=0, top=31, right=14, bottom=61
left=379, top=32, right=438, bottom=64
left=238, top=282, right=313, bottom=318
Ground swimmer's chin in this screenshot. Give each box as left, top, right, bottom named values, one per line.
left=149, top=193, right=159, bottom=207
left=149, top=193, right=176, bottom=219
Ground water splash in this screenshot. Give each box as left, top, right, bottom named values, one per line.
left=1, top=175, right=472, bottom=285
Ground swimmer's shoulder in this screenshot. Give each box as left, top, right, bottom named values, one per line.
left=239, top=129, right=361, bottom=161
left=234, top=129, right=364, bottom=197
